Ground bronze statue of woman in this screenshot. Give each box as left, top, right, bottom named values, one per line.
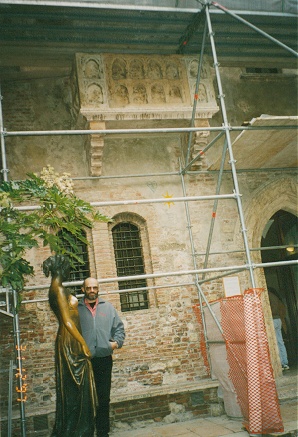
left=43, top=255, right=97, bottom=437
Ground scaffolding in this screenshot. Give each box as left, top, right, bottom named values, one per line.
left=0, top=2, right=297, bottom=436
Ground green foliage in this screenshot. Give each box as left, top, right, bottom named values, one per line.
left=0, top=170, right=110, bottom=292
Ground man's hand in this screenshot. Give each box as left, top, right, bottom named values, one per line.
left=110, top=341, right=118, bottom=351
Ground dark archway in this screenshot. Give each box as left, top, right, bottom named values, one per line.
left=261, top=210, right=298, bottom=366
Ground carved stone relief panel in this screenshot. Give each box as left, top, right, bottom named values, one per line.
left=76, top=54, right=108, bottom=108
left=74, top=53, right=218, bottom=121
left=105, top=54, right=190, bottom=108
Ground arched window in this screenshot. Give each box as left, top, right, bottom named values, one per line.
left=58, top=229, right=90, bottom=294
left=112, top=222, right=148, bottom=312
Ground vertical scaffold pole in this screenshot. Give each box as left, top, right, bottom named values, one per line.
left=204, top=4, right=257, bottom=289
left=8, top=360, right=14, bottom=437
left=0, top=87, right=9, bottom=183
left=185, top=14, right=208, bottom=166
left=179, top=159, right=224, bottom=336
left=13, top=291, right=27, bottom=437
left=202, top=139, right=228, bottom=278
left=0, top=87, right=27, bottom=437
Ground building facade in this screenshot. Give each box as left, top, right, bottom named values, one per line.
left=0, top=2, right=297, bottom=435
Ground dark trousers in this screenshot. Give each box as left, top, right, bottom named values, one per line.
left=91, top=356, right=113, bottom=437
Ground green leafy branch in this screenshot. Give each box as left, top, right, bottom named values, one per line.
left=0, top=167, right=110, bottom=292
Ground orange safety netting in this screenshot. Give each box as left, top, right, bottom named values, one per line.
left=193, top=288, right=284, bottom=435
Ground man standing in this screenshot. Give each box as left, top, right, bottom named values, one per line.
left=78, top=277, right=125, bottom=437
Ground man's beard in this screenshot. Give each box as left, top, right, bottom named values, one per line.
left=86, top=292, right=97, bottom=301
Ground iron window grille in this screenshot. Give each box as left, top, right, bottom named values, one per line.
left=112, top=222, right=149, bottom=312
left=58, top=229, right=90, bottom=294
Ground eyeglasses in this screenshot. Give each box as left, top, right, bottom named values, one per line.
left=85, top=286, right=99, bottom=292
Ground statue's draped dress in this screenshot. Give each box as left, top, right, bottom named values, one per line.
left=49, top=287, right=97, bottom=437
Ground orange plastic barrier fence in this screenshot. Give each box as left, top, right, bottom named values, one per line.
left=193, top=289, right=284, bottom=434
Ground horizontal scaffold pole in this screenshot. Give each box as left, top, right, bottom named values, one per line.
left=13, top=258, right=298, bottom=292
left=3, top=124, right=297, bottom=137
left=1, top=260, right=296, bottom=306
left=11, top=193, right=238, bottom=211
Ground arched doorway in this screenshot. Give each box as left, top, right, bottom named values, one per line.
left=261, top=210, right=298, bottom=366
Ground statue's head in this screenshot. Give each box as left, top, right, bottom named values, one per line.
left=43, top=255, right=71, bottom=281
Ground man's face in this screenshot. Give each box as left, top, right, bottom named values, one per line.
left=83, top=278, right=99, bottom=302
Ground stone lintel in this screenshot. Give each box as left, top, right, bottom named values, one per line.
left=81, top=107, right=218, bottom=122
